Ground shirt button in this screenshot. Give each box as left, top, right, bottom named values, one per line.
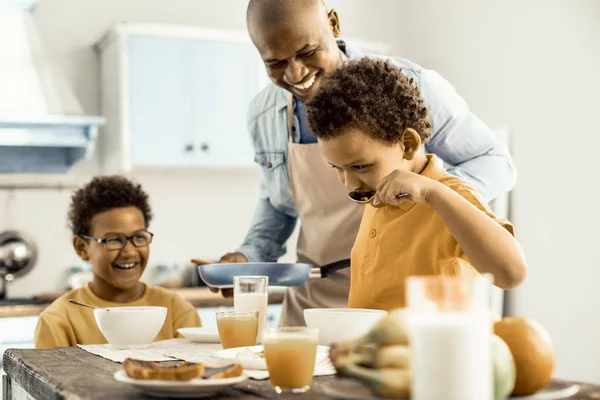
left=292, top=126, right=296, bottom=131
left=267, top=162, right=273, bottom=168
left=370, top=229, right=377, bottom=238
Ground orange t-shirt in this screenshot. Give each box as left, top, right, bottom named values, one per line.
left=348, top=155, right=514, bottom=311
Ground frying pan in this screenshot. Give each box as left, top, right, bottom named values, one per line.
left=192, top=258, right=350, bottom=289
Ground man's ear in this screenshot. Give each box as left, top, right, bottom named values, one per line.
left=401, top=128, right=422, bottom=160
left=328, top=9, right=341, bottom=37
left=73, top=235, right=90, bottom=261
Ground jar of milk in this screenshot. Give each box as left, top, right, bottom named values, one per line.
left=406, top=274, right=494, bottom=400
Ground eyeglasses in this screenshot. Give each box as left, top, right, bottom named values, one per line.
left=79, top=231, right=154, bottom=251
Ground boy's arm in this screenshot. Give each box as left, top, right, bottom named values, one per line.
left=34, top=312, right=75, bottom=349
left=428, top=182, right=527, bottom=289
left=171, top=295, right=201, bottom=336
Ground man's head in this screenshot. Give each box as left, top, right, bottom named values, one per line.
left=247, top=0, right=345, bottom=102
left=69, top=176, right=153, bottom=292
left=306, top=57, right=433, bottom=193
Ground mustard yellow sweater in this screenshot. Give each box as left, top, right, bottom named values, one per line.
left=35, top=283, right=201, bottom=349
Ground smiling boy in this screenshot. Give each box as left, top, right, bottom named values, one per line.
left=35, top=176, right=200, bottom=349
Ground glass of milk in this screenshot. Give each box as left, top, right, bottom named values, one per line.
left=233, top=276, right=269, bottom=342
left=406, top=274, right=494, bottom=400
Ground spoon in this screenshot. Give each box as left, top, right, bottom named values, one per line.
left=68, top=299, right=109, bottom=311
left=348, top=191, right=410, bottom=204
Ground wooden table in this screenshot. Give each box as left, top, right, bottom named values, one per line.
left=3, top=347, right=600, bottom=400
left=2, top=347, right=336, bottom=399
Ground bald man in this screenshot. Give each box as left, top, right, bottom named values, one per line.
left=217, top=0, right=517, bottom=326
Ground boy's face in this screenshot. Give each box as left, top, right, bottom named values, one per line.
left=74, top=206, right=149, bottom=291
left=319, top=127, right=412, bottom=194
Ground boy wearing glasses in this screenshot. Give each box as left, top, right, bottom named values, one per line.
left=35, top=176, right=200, bottom=349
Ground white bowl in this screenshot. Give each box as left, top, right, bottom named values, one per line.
left=303, top=308, right=387, bottom=346
left=94, top=306, right=167, bottom=349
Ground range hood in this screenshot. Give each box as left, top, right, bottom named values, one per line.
left=0, top=0, right=104, bottom=174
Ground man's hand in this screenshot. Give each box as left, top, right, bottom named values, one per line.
left=208, top=252, right=249, bottom=296
left=219, top=252, right=249, bottom=264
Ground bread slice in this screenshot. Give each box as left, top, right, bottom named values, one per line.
left=123, top=358, right=205, bottom=381
left=205, top=363, right=244, bottom=380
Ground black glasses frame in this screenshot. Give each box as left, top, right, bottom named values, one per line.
left=79, top=231, right=154, bottom=251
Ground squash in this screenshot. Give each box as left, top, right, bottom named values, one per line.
left=491, top=334, right=516, bottom=399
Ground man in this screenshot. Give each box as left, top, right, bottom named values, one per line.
left=216, top=0, right=517, bottom=326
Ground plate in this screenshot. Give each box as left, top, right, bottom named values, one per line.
left=513, top=381, right=580, bottom=399
left=322, top=378, right=580, bottom=400
left=114, top=369, right=247, bottom=398
left=211, top=345, right=330, bottom=370
left=196, top=262, right=312, bottom=288
left=177, top=327, right=220, bottom=343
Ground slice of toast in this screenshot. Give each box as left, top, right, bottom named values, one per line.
left=123, top=358, right=205, bottom=381
left=204, top=363, right=244, bottom=380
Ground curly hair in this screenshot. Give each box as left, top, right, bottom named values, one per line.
left=306, top=57, right=433, bottom=143
left=68, top=175, right=152, bottom=236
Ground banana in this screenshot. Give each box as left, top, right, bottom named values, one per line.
left=329, top=343, right=352, bottom=372
left=329, top=308, right=411, bottom=399
left=338, top=363, right=411, bottom=399
left=350, top=308, right=410, bottom=348
left=349, top=344, right=411, bottom=369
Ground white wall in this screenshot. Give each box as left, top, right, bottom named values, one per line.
left=387, top=0, right=600, bottom=383
left=30, top=0, right=392, bottom=115
left=0, top=0, right=395, bottom=296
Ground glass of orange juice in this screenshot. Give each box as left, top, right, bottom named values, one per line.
left=216, top=311, right=259, bottom=349
left=262, top=327, right=319, bottom=394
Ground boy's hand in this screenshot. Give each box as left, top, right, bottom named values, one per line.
left=372, top=169, right=437, bottom=207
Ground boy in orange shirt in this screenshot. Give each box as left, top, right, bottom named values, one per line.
left=306, top=58, right=527, bottom=310
left=35, top=176, right=200, bottom=349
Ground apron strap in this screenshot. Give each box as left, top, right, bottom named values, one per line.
left=287, top=94, right=294, bottom=139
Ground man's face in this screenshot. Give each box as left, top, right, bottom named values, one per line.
left=249, top=7, right=344, bottom=103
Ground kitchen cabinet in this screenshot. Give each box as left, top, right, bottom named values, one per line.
left=0, top=315, right=37, bottom=394
left=96, top=23, right=268, bottom=173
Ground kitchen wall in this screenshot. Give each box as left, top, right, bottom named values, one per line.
left=386, top=0, right=600, bottom=383
left=0, top=0, right=395, bottom=294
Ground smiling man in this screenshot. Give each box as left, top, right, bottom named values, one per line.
left=216, top=0, right=517, bottom=326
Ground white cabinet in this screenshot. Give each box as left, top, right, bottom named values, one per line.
left=128, top=36, right=197, bottom=167
left=96, top=23, right=268, bottom=172
left=0, top=316, right=38, bottom=375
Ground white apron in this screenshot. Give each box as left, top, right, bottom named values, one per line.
left=280, top=95, right=364, bottom=326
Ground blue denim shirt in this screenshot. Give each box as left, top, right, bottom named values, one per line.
left=237, top=40, right=517, bottom=262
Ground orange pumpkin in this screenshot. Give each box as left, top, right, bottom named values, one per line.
left=494, top=317, right=556, bottom=396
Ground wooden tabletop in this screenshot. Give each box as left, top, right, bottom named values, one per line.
left=0, top=287, right=286, bottom=318
left=3, top=347, right=600, bottom=400
left=3, top=347, right=336, bottom=399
